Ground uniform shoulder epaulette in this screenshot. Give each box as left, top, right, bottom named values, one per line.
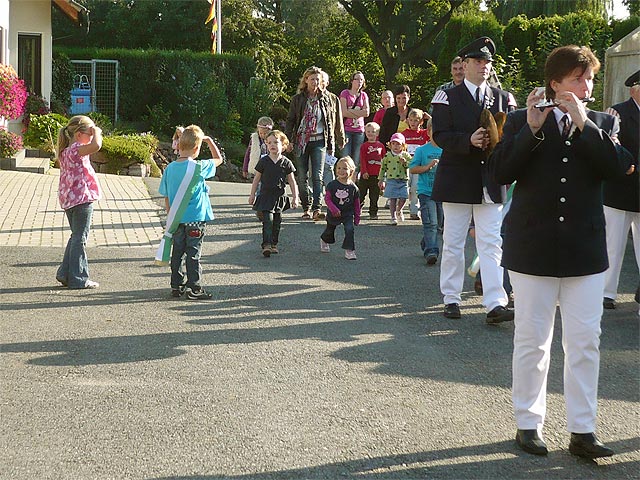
left=431, top=89, right=449, bottom=106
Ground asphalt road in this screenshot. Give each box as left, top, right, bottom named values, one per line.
left=1, top=178, right=638, bottom=479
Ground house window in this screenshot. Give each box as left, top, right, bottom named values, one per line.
left=18, top=34, right=42, bottom=95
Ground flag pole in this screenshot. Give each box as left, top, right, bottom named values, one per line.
left=216, top=0, right=222, bottom=54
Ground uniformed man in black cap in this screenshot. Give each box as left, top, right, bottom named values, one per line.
left=430, top=36, right=517, bottom=323
left=602, top=69, right=640, bottom=310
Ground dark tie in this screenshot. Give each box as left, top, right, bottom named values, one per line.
left=475, top=87, right=483, bottom=107
left=561, top=115, right=571, bottom=139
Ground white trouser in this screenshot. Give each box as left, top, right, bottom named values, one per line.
left=603, top=206, right=640, bottom=300
left=510, top=271, right=604, bottom=433
left=440, top=202, right=506, bottom=311
left=409, top=173, right=420, bottom=215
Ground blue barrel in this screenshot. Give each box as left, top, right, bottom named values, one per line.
left=70, top=75, right=92, bottom=114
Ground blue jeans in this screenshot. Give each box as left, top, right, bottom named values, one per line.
left=341, top=131, right=365, bottom=169
left=170, top=223, right=206, bottom=289
left=296, top=139, right=326, bottom=212
left=418, top=194, right=439, bottom=256
left=262, top=212, right=282, bottom=247
left=321, top=215, right=355, bottom=251
left=57, top=202, right=94, bottom=288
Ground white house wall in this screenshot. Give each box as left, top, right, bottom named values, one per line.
left=1, top=0, right=9, bottom=65
left=8, top=0, right=52, bottom=100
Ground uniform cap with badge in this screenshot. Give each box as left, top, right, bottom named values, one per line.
left=457, top=36, right=496, bottom=62
left=625, top=70, right=640, bottom=87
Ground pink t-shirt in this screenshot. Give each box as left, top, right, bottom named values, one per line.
left=340, top=89, right=369, bottom=133
left=372, top=108, right=386, bottom=127
left=58, top=142, right=102, bottom=210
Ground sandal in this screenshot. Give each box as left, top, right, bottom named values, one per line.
left=302, top=210, right=311, bottom=219
left=312, top=210, right=326, bottom=221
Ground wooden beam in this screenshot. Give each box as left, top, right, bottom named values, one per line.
left=52, top=0, right=81, bottom=25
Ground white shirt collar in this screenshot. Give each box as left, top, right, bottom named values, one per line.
left=633, top=97, right=640, bottom=111
left=553, top=107, right=571, bottom=124
left=464, top=78, right=487, bottom=98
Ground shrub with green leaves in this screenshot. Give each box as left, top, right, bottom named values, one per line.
left=100, top=134, right=161, bottom=177
left=23, top=113, right=68, bottom=154
left=87, top=112, right=114, bottom=135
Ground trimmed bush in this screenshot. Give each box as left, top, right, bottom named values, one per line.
left=99, top=133, right=161, bottom=177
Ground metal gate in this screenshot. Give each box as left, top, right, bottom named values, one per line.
left=70, top=59, right=119, bottom=122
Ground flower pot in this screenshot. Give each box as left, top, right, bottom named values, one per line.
left=0, top=148, right=25, bottom=170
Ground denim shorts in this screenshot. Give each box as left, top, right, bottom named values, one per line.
left=383, top=179, right=409, bottom=199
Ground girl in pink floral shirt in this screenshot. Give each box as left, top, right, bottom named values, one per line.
left=56, top=115, right=103, bottom=289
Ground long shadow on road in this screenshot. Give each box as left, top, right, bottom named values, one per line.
left=1, top=205, right=638, bottom=404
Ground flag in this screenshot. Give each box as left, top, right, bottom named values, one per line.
left=205, top=0, right=218, bottom=54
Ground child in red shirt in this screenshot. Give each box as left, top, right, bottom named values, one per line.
left=403, top=108, right=430, bottom=220
left=358, top=122, right=386, bottom=220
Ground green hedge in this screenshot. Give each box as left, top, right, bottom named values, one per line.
left=54, top=47, right=258, bottom=140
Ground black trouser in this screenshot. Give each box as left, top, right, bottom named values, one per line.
left=261, top=212, right=281, bottom=247
left=321, top=215, right=355, bottom=251
left=358, top=175, right=380, bottom=215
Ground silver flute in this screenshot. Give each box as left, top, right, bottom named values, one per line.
left=536, top=97, right=595, bottom=111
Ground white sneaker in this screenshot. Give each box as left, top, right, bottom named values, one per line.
left=84, top=280, right=99, bottom=289
left=390, top=218, right=398, bottom=226
left=345, top=250, right=357, bottom=260
left=320, top=240, right=330, bottom=253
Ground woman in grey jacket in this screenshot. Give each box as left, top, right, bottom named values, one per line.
left=285, top=66, right=345, bottom=220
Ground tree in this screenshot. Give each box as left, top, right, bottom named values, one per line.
left=623, top=0, right=640, bottom=16
left=53, top=0, right=212, bottom=50
left=338, top=0, right=467, bottom=86
left=487, top=0, right=613, bottom=23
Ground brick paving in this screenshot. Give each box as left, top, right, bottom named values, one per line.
left=0, top=169, right=164, bottom=248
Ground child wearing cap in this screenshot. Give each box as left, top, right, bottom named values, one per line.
left=243, top=116, right=274, bottom=179
left=244, top=116, right=274, bottom=221
left=378, top=132, right=411, bottom=225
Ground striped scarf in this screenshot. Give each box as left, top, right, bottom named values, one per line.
left=296, top=95, right=320, bottom=155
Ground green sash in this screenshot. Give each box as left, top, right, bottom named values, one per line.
left=154, top=159, right=201, bottom=265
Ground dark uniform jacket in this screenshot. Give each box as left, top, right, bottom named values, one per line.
left=285, top=89, right=345, bottom=157
left=490, top=109, right=634, bottom=277
left=603, top=98, right=639, bottom=212
left=430, top=83, right=516, bottom=204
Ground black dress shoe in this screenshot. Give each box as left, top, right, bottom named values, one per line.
left=569, top=433, right=614, bottom=459
left=603, top=297, right=616, bottom=309
left=486, top=305, right=514, bottom=324
left=443, top=303, right=461, bottom=319
left=515, top=429, right=548, bottom=456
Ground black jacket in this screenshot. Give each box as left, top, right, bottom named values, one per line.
left=431, top=83, right=516, bottom=204
left=379, top=105, right=405, bottom=145
left=490, top=109, right=634, bottom=277
left=602, top=98, right=639, bottom=212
